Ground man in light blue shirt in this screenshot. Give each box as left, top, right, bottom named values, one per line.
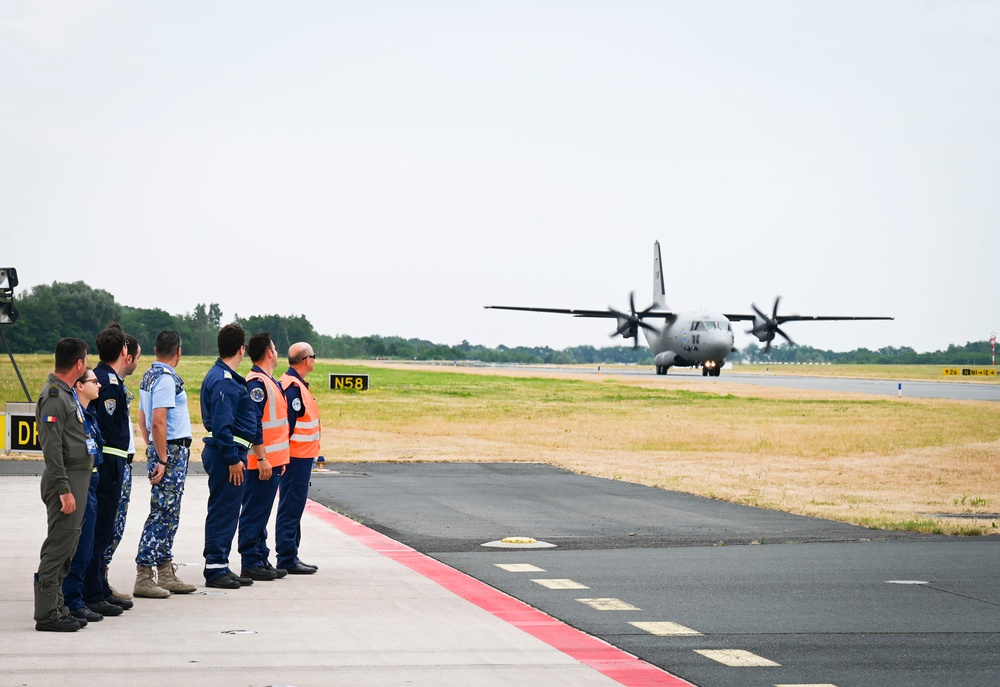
left=134, top=331, right=196, bottom=598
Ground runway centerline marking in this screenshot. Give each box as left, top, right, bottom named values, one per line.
left=578, top=598, right=641, bottom=611
left=533, top=578, right=590, bottom=589
left=694, top=649, right=780, bottom=667
left=496, top=563, right=546, bottom=572
left=630, top=621, right=702, bottom=636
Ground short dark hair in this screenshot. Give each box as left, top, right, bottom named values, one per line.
left=125, top=333, right=139, bottom=359
left=96, top=322, right=127, bottom=363
left=217, top=324, right=246, bottom=358
left=54, top=337, right=89, bottom=373
left=247, top=331, right=273, bottom=364
left=154, top=330, right=182, bottom=358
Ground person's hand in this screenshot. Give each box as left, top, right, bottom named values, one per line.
left=229, top=462, right=244, bottom=486
left=59, top=492, right=76, bottom=514
left=150, top=462, right=166, bottom=485
left=259, top=459, right=272, bottom=481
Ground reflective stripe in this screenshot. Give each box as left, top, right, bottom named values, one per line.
left=264, top=441, right=290, bottom=454
left=103, top=446, right=128, bottom=458
left=206, top=431, right=253, bottom=450
left=291, top=430, right=320, bottom=441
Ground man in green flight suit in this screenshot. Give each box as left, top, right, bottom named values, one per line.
left=33, top=337, right=92, bottom=632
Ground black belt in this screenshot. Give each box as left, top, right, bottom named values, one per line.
left=167, top=438, right=192, bottom=448
left=126, top=453, right=134, bottom=464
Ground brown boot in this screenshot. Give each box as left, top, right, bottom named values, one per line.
left=156, top=562, right=197, bottom=594
left=107, top=569, right=132, bottom=600
left=134, top=565, right=170, bottom=599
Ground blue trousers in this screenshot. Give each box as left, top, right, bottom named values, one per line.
left=275, top=457, right=313, bottom=569
left=63, top=472, right=99, bottom=610
left=238, top=466, right=282, bottom=569
left=202, top=444, right=245, bottom=580
left=105, top=457, right=132, bottom=566
left=84, top=454, right=124, bottom=603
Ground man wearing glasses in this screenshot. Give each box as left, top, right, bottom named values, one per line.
left=276, top=343, right=322, bottom=574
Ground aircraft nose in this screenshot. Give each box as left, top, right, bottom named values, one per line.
left=704, top=331, right=733, bottom=359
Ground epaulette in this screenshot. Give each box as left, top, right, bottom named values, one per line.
left=49, top=385, right=59, bottom=397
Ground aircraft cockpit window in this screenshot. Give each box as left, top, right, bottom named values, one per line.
left=692, top=321, right=703, bottom=331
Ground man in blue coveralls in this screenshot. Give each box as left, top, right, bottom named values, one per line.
left=201, top=323, right=259, bottom=589
left=82, top=322, right=133, bottom=616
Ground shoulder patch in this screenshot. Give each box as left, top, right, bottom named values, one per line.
left=223, top=371, right=232, bottom=379
left=49, top=386, right=59, bottom=397
left=291, top=398, right=302, bottom=412
left=250, top=387, right=266, bottom=403
left=104, top=399, right=117, bottom=416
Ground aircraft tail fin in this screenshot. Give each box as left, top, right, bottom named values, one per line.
left=653, top=241, right=668, bottom=309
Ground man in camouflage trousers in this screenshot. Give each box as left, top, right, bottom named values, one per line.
left=134, top=331, right=197, bottom=598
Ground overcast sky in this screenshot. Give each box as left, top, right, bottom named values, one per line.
left=2, top=1, right=997, bottom=354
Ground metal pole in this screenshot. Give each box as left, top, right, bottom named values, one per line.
left=0, top=328, right=32, bottom=402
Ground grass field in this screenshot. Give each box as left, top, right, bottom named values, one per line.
left=3, top=354, right=999, bottom=535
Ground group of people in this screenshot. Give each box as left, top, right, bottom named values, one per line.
left=32, top=324, right=323, bottom=632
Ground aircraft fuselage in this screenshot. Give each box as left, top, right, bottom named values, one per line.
left=645, top=310, right=734, bottom=376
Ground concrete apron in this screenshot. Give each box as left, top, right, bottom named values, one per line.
left=1, top=473, right=631, bottom=687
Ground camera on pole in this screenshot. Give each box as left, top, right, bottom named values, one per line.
left=0, top=268, right=18, bottom=325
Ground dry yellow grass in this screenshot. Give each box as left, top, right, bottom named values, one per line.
left=4, top=355, right=999, bottom=535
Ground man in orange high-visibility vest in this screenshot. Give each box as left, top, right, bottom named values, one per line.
left=238, top=332, right=290, bottom=581
left=276, top=342, right=321, bottom=575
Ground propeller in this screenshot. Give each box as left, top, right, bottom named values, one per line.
left=608, top=292, right=660, bottom=350
left=748, top=296, right=795, bottom=352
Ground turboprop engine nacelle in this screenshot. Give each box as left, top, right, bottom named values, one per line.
left=654, top=351, right=676, bottom=367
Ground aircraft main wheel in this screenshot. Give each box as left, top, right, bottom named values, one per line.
left=712, top=368, right=721, bottom=377
left=702, top=367, right=709, bottom=376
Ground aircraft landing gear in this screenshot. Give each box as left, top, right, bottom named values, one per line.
left=702, top=365, right=721, bottom=377
left=656, top=366, right=668, bottom=375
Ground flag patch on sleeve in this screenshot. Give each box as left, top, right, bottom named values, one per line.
left=43, top=415, right=57, bottom=423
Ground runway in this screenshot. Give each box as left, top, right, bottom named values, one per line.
left=492, top=364, right=1000, bottom=402
left=309, top=462, right=1000, bottom=687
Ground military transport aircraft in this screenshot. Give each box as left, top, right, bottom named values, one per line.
left=486, top=241, right=893, bottom=377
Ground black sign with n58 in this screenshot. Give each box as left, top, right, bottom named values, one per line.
left=329, top=374, right=370, bottom=391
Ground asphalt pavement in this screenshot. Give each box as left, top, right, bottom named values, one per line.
left=307, top=462, right=1000, bottom=687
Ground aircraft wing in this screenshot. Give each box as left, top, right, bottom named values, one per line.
left=723, top=313, right=894, bottom=322
left=485, top=305, right=676, bottom=319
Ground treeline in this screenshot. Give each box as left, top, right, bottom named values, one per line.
left=0, top=281, right=993, bottom=366
left=741, top=341, right=993, bottom=366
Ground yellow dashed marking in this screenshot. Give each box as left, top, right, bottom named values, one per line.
left=694, top=649, right=780, bottom=667
left=630, top=621, right=702, bottom=636
left=576, top=598, right=641, bottom=611
left=532, top=578, right=590, bottom=590
left=495, top=564, right=546, bottom=573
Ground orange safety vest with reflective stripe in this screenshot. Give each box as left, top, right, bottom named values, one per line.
left=280, top=372, right=321, bottom=459
left=246, top=370, right=291, bottom=470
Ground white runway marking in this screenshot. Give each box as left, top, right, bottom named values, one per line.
left=694, top=649, right=780, bottom=667
left=496, top=563, right=546, bottom=572
left=577, top=598, right=641, bottom=611
left=629, top=621, right=702, bottom=636
left=532, top=578, right=590, bottom=589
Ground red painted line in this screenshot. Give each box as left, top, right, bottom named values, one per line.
left=305, top=500, right=697, bottom=687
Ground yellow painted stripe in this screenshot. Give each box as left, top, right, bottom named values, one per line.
left=495, top=564, right=546, bottom=572
left=576, top=598, right=641, bottom=611
left=532, top=578, right=589, bottom=590
left=629, top=621, right=702, bottom=636
left=694, top=649, right=780, bottom=667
